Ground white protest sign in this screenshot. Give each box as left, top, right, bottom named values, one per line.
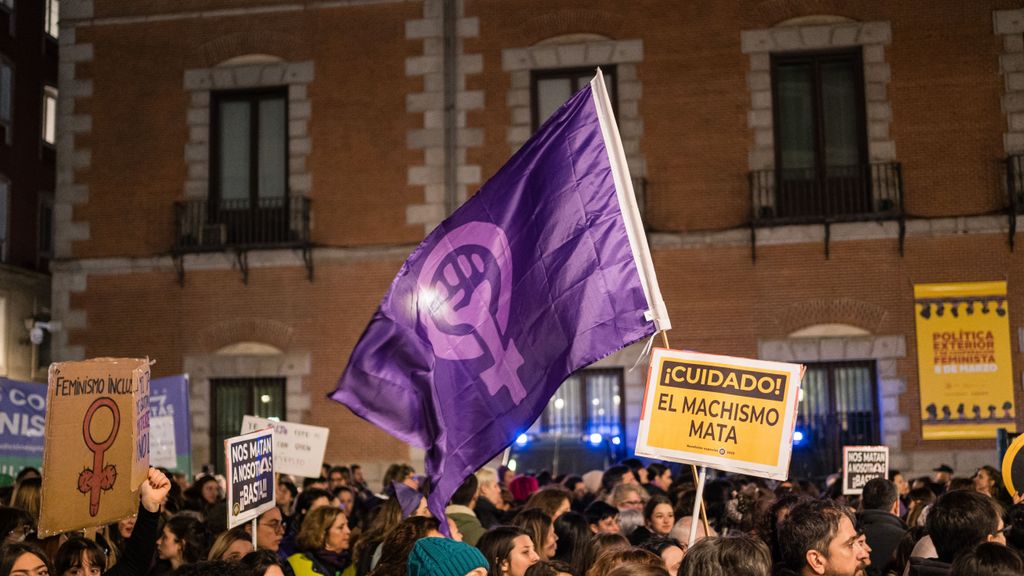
left=842, top=445, right=889, bottom=495
left=149, top=415, right=177, bottom=469
left=225, top=427, right=275, bottom=528
left=241, top=415, right=329, bottom=478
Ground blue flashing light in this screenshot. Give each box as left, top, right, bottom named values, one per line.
left=611, top=436, right=622, bottom=446
left=515, top=433, right=529, bottom=447
left=588, top=433, right=603, bottom=446
left=793, top=429, right=806, bottom=445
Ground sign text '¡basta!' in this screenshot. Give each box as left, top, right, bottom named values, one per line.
left=231, top=437, right=273, bottom=508
left=657, top=361, right=788, bottom=445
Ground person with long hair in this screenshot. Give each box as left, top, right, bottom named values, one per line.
left=581, top=534, right=629, bottom=574
left=280, top=488, right=334, bottom=558
left=973, top=466, right=1012, bottom=506
left=905, top=487, right=936, bottom=528
left=1, top=541, right=53, bottom=576
left=368, top=516, right=441, bottom=576
left=10, top=479, right=40, bottom=525
left=182, top=477, right=221, bottom=519
left=352, top=498, right=403, bottom=576
left=639, top=538, right=685, bottom=576
left=288, top=506, right=351, bottom=576
left=155, top=515, right=212, bottom=573
left=551, top=512, right=588, bottom=576
left=476, top=526, right=540, bottom=576
left=207, top=526, right=253, bottom=561
left=241, top=550, right=287, bottom=576
left=512, top=510, right=557, bottom=561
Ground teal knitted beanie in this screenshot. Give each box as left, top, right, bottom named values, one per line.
left=407, top=537, right=489, bottom=576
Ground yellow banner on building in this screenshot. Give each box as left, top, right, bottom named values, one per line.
left=635, top=349, right=803, bottom=480
left=915, top=281, right=1016, bottom=440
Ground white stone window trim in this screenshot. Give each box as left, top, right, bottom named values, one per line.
left=404, top=0, right=483, bottom=233
left=182, top=60, right=315, bottom=202
left=740, top=20, right=895, bottom=173
left=184, top=350, right=311, bottom=474
left=995, top=9, right=1024, bottom=155
left=501, top=37, right=645, bottom=178
left=759, top=333, right=909, bottom=463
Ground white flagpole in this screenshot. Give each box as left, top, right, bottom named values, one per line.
left=590, top=68, right=672, bottom=333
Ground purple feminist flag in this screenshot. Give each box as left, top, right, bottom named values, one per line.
left=330, top=70, right=670, bottom=526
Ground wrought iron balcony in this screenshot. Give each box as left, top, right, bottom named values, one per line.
left=748, top=162, right=904, bottom=259
left=172, top=195, right=312, bottom=283
left=1007, top=155, right=1024, bottom=250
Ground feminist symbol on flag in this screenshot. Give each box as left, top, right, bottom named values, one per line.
left=417, top=222, right=526, bottom=405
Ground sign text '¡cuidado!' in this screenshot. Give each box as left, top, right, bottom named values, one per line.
left=231, top=437, right=273, bottom=509
left=660, top=361, right=788, bottom=401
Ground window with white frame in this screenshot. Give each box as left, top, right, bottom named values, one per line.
left=42, top=86, right=57, bottom=146
left=531, top=67, right=616, bottom=131
left=44, top=0, right=58, bottom=38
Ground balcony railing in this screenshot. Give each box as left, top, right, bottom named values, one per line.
left=172, top=195, right=312, bottom=283
left=750, top=162, right=903, bottom=225
left=748, top=162, right=904, bottom=260
left=1007, top=155, right=1024, bottom=250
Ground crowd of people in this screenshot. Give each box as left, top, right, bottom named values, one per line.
left=0, top=458, right=1022, bottom=576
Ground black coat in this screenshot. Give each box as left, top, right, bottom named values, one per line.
left=907, top=557, right=951, bottom=576
left=858, top=509, right=907, bottom=576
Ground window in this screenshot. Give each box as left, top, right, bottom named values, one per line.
left=44, top=0, right=57, bottom=38
left=0, top=0, right=11, bottom=12
left=0, top=61, right=11, bottom=146
left=771, top=50, right=868, bottom=217
left=531, top=67, right=616, bottom=131
left=210, top=89, right=289, bottom=244
left=210, top=377, right=285, bottom=473
left=540, top=368, right=625, bottom=440
left=790, top=361, right=878, bottom=480
left=42, top=86, right=57, bottom=146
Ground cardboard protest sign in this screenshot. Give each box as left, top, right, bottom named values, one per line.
left=636, top=348, right=803, bottom=480
left=842, top=445, right=889, bottom=495
left=149, top=375, right=191, bottom=473
left=241, top=415, right=329, bottom=478
left=1003, top=433, right=1024, bottom=498
left=0, top=378, right=47, bottom=484
left=225, top=427, right=275, bottom=528
left=39, top=358, right=150, bottom=536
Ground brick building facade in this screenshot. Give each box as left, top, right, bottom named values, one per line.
left=54, top=0, right=1024, bottom=482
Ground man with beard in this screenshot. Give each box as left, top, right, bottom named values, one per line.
left=774, top=499, right=870, bottom=576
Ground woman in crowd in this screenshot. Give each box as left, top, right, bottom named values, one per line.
left=55, top=538, right=107, bottom=576
left=207, top=526, right=254, bottom=561
left=512, top=510, right=557, bottom=561
left=368, top=516, right=441, bottom=576
left=406, top=537, right=489, bottom=576
left=642, top=497, right=673, bottom=538
left=551, top=512, right=588, bottom=576
left=639, top=538, right=685, bottom=576
left=581, top=534, right=629, bottom=573
left=477, top=527, right=540, bottom=576
left=242, top=550, right=288, bottom=576
left=586, top=549, right=662, bottom=576
left=280, top=488, right=334, bottom=557
left=288, top=506, right=351, bottom=576
left=905, top=487, right=936, bottom=528
left=523, top=490, right=572, bottom=523
left=1, top=542, right=54, bottom=576
left=9, top=479, right=40, bottom=525
left=973, top=466, right=1011, bottom=506
left=182, top=476, right=221, bottom=519
left=154, top=515, right=212, bottom=574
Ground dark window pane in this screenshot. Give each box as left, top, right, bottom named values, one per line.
left=775, top=63, right=816, bottom=172
left=532, top=68, right=616, bottom=132
left=258, top=97, right=286, bottom=200
left=821, top=62, right=861, bottom=167
left=537, top=78, right=573, bottom=128
left=218, top=101, right=251, bottom=205
left=212, top=377, right=285, bottom=473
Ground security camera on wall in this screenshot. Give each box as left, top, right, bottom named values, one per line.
left=28, top=321, right=61, bottom=346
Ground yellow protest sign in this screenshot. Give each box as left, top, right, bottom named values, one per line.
left=636, top=349, right=803, bottom=480
left=914, top=281, right=1016, bottom=440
